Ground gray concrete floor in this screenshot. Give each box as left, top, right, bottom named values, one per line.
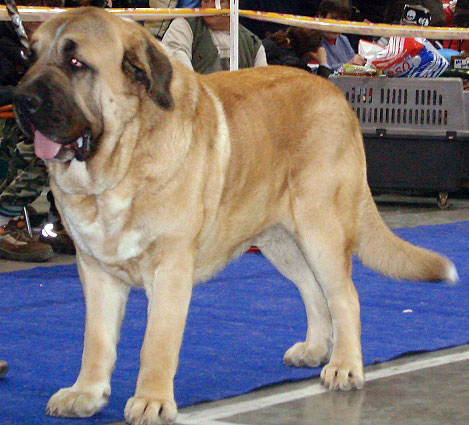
left=173, top=345, right=469, bottom=425
left=1, top=190, right=469, bottom=424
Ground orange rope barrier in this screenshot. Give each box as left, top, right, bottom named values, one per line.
left=0, top=6, right=220, bottom=22
left=0, top=105, right=14, bottom=119
left=240, top=9, right=469, bottom=40
left=1, top=6, right=469, bottom=40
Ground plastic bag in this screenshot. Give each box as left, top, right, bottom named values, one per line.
left=367, top=37, right=424, bottom=70
left=358, top=37, right=449, bottom=78
left=396, top=40, right=449, bottom=77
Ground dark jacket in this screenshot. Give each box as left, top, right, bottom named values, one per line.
left=240, top=1, right=320, bottom=39
left=263, top=38, right=333, bottom=79
left=0, top=87, right=14, bottom=107
left=0, top=22, right=27, bottom=87
left=352, top=0, right=445, bottom=26
left=454, top=0, right=469, bottom=27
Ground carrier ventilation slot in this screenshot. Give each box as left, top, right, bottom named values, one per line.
left=371, top=88, right=445, bottom=106
left=345, top=87, right=373, bottom=103
left=353, top=107, right=448, bottom=126
left=378, top=88, right=409, bottom=105
left=415, top=89, right=443, bottom=106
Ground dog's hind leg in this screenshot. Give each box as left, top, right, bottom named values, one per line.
left=255, top=225, right=332, bottom=368
left=290, top=192, right=365, bottom=391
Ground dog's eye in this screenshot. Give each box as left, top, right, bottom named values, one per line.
left=70, top=57, right=88, bottom=70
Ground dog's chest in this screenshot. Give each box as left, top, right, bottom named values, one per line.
left=61, top=193, right=146, bottom=265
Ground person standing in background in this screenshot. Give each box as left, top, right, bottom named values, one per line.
left=145, top=1, right=201, bottom=40
left=162, top=0, right=266, bottom=73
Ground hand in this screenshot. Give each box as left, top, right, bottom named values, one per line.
left=309, top=47, right=328, bottom=66
left=348, top=54, right=366, bottom=66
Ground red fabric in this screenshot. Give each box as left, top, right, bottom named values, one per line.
left=441, top=1, right=468, bottom=52
left=443, top=39, right=469, bottom=51
left=443, top=4, right=455, bottom=26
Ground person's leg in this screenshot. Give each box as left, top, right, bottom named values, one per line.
left=0, top=120, right=29, bottom=206
left=0, top=204, right=23, bottom=226
left=0, top=158, right=48, bottom=218
left=0, top=120, right=44, bottom=222
left=0, top=121, right=53, bottom=262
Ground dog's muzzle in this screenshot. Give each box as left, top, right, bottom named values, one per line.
left=14, top=74, right=94, bottom=162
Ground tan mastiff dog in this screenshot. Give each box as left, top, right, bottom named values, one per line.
left=14, top=7, right=458, bottom=425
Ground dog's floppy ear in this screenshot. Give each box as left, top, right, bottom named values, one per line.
left=123, top=34, right=174, bottom=110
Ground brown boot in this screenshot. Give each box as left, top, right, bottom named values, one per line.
left=0, top=216, right=53, bottom=262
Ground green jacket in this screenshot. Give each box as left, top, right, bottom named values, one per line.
left=187, top=17, right=262, bottom=74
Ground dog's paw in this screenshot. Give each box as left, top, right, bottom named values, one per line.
left=46, top=386, right=109, bottom=417
left=283, top=341, right=331, bottom=368
left=124, top=395, right=177, bottom=425
left=320, top=360, right=365, bottom=391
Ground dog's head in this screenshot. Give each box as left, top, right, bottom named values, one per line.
left=13, top=7, right=174, bottom=163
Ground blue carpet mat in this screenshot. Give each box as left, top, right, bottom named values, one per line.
left=0, top=222, right=468, bottom=424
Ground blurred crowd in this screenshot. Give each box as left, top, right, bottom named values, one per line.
left=0, top=0, right=468, bottom=264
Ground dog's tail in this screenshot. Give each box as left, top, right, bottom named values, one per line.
left=355, top=187, right=458, bottom=284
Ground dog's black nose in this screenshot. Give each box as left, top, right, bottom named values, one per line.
left=16, top=92, right=43, bottom=115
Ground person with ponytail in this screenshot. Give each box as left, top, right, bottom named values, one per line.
left=263, top=26, right=333, bottom=78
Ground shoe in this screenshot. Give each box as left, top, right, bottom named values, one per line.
left=0, top=216, right=54, bottom=262
left=0, top=360, right=8, bottom=378
left=39, top=221, right=76, bottom=255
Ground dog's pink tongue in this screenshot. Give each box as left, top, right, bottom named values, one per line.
left=34, top=130, right=63, bottom=159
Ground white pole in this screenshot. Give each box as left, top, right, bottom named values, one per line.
left=229, top=0, right=239, bottom=71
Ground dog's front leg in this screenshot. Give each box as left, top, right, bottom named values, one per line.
left=125, top=247, right=194, bottom=425
left=47, top=250, right=130, bottom=418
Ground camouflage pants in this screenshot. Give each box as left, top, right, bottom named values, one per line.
left=0, top=119, right=48, bottom=208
